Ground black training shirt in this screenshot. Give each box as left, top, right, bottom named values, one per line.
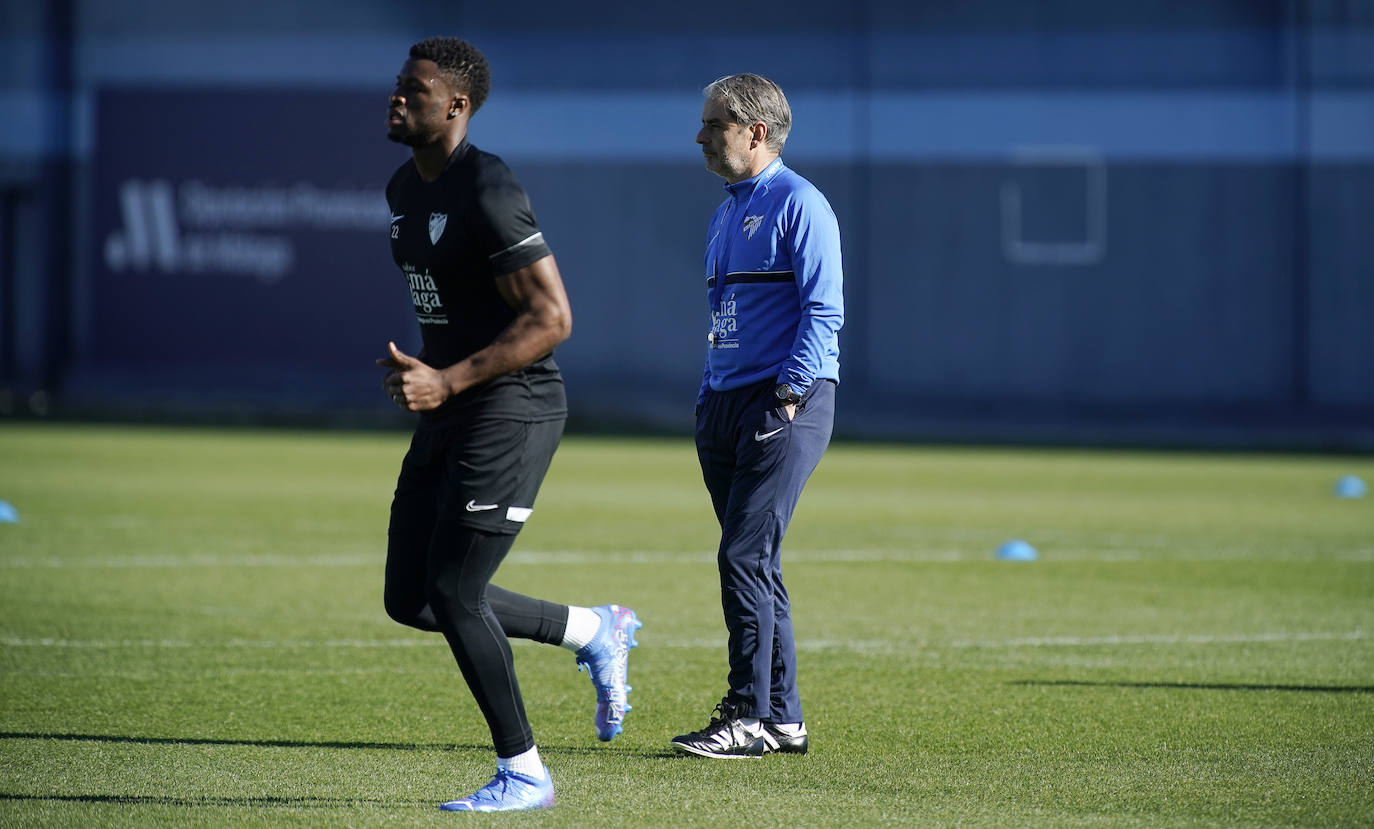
left=386, top=139, right=565, bottom=422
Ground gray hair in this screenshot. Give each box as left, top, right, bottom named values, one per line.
left=703, top=73, right=792, bottom=153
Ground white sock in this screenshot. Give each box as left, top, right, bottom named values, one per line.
left=771, top=721, right=806, bottom=736
left=498, top=745, right=546, bottom=780
left=738, top=717, right=763, bottom=736
left=560, top=605, right=602, bottom=652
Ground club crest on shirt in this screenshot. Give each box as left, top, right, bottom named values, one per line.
left=742, top=214, right=764, bottom=239
left=428, top=213, right=448, bottom=245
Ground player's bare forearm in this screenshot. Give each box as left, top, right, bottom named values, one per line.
left=380, top=315, right=565, bottom=411
left=438, top=254, right=572, bottom=397
left=379, top=256, right=570, bottom=411
left=439, top=309, right=569, bottom=395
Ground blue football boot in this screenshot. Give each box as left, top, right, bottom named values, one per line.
left=575, top=604, right=642, bottom=741
left=438, top=768, right=554, bottom=812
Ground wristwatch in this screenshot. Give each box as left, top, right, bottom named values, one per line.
left=774, top=383, right=802, bottom=405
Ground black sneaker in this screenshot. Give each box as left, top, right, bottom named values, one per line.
left=760, top=721, right=808, bottom=755
left=669, top=699, right=765, bottom=759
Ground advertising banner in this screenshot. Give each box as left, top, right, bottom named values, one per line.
left=86, top=88, right=414, bottom=405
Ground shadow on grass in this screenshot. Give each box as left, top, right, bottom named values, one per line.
left=0, top=731, right=466, bottom=751
left=0, top=792, right=418, bottom=809
left=0, top=731, right=640, bottom=755
left=1012, top=680, right=1374, bottom=694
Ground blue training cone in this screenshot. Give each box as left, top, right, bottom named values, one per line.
left=996, top=539, right=1038, bottom=561
left=1334, top=476, right=1367, bottom=499
left=0, top=501, right=18, bottom=523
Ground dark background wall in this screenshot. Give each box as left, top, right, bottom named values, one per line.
left=2, top=0, right=1372, bottom=448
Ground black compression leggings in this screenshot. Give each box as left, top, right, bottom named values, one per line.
left=384, top=520, right=569, bottom=756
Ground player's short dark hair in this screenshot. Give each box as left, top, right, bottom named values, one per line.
left=409, top=37, right=491, bottom=113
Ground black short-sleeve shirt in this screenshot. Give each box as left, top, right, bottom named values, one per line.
left=386, top=140, right=565, bottom=423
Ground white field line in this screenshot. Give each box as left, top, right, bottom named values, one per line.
left=3, top=548, right=1372, bottom=569
left=0, top=550, right=944, bottom=568
left=2, top=630, right=1365, bottom=652
left=0, top=554, right=383, bottom=569
left=14, top=666, right=455, bottom=679
left=939, top=630, right=1370, bottom=649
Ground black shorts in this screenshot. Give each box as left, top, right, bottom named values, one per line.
left=389, top=414, right=565, bottom=537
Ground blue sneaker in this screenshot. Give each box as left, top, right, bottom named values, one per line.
left=575, top=604, right=642, bottom=741
left=438, top=768, right=554, bottom=812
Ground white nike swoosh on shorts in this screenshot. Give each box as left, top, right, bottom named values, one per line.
left=465, top=500, right=499, bottom=512
left=753, top=427, right=785, bottom=442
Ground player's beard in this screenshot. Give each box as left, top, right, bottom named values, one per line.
left=387, top=113, right=437, bottom=147
left=387, top=121, right=417, bottom=146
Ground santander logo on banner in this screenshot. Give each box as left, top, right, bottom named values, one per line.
left=103, top=179, right=387, bottom=284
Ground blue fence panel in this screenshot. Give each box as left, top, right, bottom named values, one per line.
left=2, top=0, right=1369, bottom=444
left=79, top=88, right=412, bottom=409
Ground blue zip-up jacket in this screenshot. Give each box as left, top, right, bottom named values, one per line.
left=699, top=158, right=844, bottom=405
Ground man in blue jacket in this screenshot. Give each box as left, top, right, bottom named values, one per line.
left=671, top=73, right=844, bottom=759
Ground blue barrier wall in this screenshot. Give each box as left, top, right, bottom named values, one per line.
left=2, top=0, right=1372, bottom=446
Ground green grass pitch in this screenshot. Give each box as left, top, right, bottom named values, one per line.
left=1, top=422, right=1371, bottom=827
